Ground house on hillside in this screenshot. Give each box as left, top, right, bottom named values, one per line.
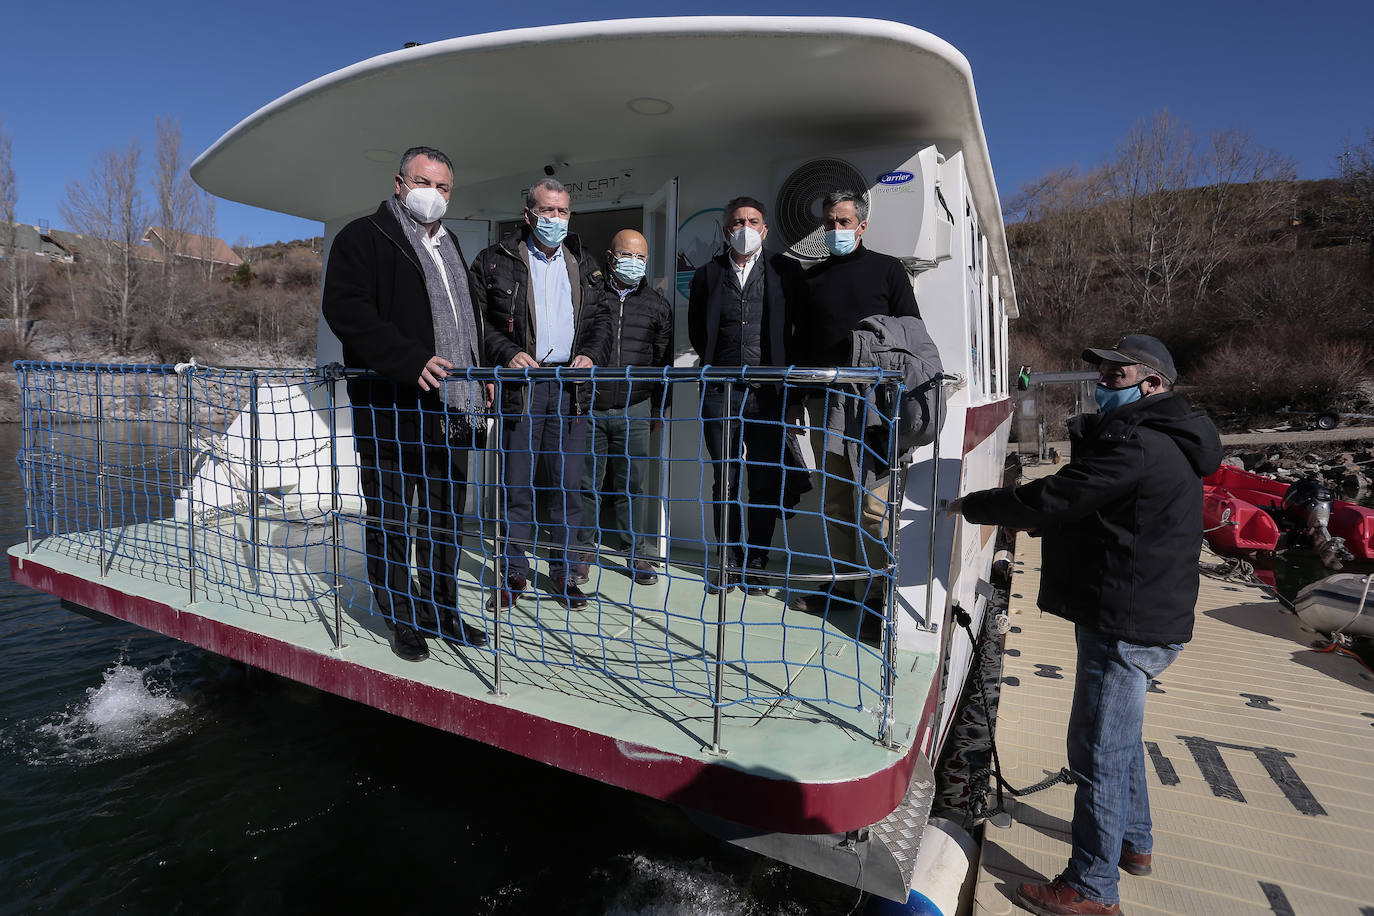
left=140, top=226, right=243, bottom=269
left=0, top=221, right=76, bottom=263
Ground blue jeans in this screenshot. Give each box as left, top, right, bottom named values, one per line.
left=1064, top=627, right=1181, bottom=905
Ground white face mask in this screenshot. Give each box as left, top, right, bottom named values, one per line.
left=729, top=226, right=762, bottom=256
left=400, top=181, right=448, bottom=223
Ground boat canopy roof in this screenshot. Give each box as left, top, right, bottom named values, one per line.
left=191, top=16, right=1015, bottom=307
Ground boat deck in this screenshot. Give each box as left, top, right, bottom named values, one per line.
left=974, top=465, right=1374, bottom=914
left=9, top=512, right=936, bottom=832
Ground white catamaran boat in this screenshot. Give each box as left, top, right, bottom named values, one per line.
left=10, top=17, right=1016, bottom=911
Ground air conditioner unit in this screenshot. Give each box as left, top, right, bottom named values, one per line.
left=770, top=145, right=954, bottom=269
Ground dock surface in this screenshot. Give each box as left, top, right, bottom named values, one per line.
left=974, top=464, right=1374, bottom=914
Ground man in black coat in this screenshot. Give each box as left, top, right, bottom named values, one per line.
left=687, top=196, right=807, bottom=593
left=948, top=335, right=1222, bottom=916
left=790, top=190, right=922, bottom=635
left=574, top=229, right=673, bottom=587
left=472, top=177, right=612, bottom=611
left=322, top=145, right=488, bottom=662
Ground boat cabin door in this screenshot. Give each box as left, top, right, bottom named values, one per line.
left=642, top=177, right=677, bottom=301
left=642, top=177, right=677, bottom=555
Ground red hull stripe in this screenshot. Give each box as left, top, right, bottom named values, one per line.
left=12, top=554, right=925, bottom=834
left=962, top=399, right=1013, bottom=457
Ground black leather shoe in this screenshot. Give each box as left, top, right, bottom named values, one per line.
left=440, top=612, right=488, bottom=648
left=744, top=557, right=771, bottom=595
left=392, top=624, right=430, bottom=662
left=554, top=580, right=589, bottom=610
left=486, top=574, right=528, bottom=612
left=706, top=562, right=741, bottom=594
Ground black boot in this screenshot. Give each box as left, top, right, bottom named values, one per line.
left=392, top=624, right=430, bottom=662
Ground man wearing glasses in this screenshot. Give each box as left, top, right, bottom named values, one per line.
left=573, top=229, right=674, bottom=587
left=473, top=178, right=611, bottom=611
left=322, top=146, right=489, bottom=662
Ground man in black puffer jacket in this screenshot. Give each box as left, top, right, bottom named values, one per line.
left=471, top=178, right=611, bottom=612
left=948, top=335, right=1222, bottom=916
left=573, top=229, right=673, bottom=587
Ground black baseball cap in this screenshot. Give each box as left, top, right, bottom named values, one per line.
left=1082, top=334, right=1177, bottom=384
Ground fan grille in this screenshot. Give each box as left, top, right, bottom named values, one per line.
left=774, top=159, right=869, bottom=259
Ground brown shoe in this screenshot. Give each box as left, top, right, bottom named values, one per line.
left=553, top=579, right=590, bottom=611
left=632, top=559, right=659, bottom=586
left=486, top=574, right=528, bottom=612
left=1119, top=847, right=1152, bottom=876
left=1015, top=877, right=1119, bottom=915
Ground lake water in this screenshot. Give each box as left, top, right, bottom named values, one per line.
left=0, top=424, right=861, bottom=915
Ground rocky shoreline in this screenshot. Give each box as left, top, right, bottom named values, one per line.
left=1224, top=444, right=1374, bottom=502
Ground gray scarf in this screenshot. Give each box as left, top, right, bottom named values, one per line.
left=386, top=196, right=483, bottom=426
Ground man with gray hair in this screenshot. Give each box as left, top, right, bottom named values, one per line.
left=789, top=189, right=921, bottom=639
left=323, top=145, right=489, bottom=662
left=473, top=177, right=611, bottom=612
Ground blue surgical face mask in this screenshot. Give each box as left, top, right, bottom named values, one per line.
left=532, top=214, right=569, bottom=247
left=1094, top=382, right=1144, bottom=412
left=612, top=255, right=647, bottom=286
left=824, top=228, right=857, bottom=256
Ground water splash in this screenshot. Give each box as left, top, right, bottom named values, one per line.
left=603, top=855, right=810, bottom=916
left=27, top=655, right=192, bottom=764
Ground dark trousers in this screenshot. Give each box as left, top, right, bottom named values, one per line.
left=356, top=407, right=476, bottom=631
left=578, top=401, right=657, bottom=558
left=500, top=380, right=587, bottom=580
left=701, top=383, right=788, bottom=567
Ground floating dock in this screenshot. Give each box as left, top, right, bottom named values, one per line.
left=975, top=464, right=1374, bottom=914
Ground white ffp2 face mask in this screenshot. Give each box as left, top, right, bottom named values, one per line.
left=402, top=185, right=448, bottom=223
left=729, top=226, right=762, bottom=256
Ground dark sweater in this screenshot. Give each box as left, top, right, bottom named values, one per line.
left=800, top=243, right=920, bottom=367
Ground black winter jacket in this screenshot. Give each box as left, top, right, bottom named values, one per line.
left=686, top=250, right=807, bottom=367
left=960, top=393, right=1223, bottom=646
left=321, top=201, right=483, bottom=416
left=471, top=229, right=612, bottom=413
left=593, top=276, right=674, bottom=412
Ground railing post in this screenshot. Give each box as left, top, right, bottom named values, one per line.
left=248, top=370, right=261, bottom=586
left=20, top=365, right=34, bottom=554
left=923, top=377, right=946, bottom=632
left=183, top=367, right=197, bottom=604
left=878, top=377, right=903, bottom=748
left=327, top=373, right=345, bottom=651
left=710, top=379, right=732, bottom=756
left=490, top=409, right=506, bottom=697
left=94, top=371, right=108, bottom=576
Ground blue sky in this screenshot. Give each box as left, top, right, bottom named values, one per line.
left=3, top=0, right=1370, bottom=246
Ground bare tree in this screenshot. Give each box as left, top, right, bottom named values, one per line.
left=1337, top=129, right=1374, bottom=272
left=60, top=140, right=148, bottom=352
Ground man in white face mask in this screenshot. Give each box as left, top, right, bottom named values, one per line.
left=686, top=196, right=810, bottom=594
left=322, top=146, right=489, bottom=662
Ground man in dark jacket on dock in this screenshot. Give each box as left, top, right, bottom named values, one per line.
left=472, top=178, right=612, bottom=612
left=947, top=335, right=1222, bottom=916
left=322, top=145, right=489, bottom=662
left=687, top=196, right=808, bottom=593
left=573, top=229, right=673, bottom=586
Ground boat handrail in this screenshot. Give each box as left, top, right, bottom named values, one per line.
left=13, top=360, right=938, bottom=751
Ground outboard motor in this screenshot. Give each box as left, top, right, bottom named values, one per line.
left=1281, top=478, right=1333, bottom=530
left=1282, top=477, right=1348, bottom=569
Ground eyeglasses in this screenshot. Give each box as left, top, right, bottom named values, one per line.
left=530, top=205, right=571, bottom=218
left=611, top=251, right=648, bottom=262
